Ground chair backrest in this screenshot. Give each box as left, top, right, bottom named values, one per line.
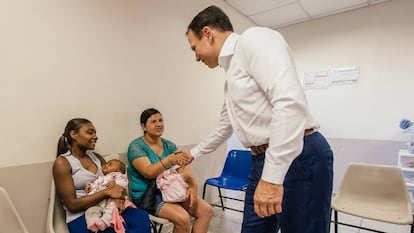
left=46, top=180, right=69, bottom=233
left=220, top=150, right=252, bottom=180
left=0, top=186, right=29, bottom=233
left=333, top=162, right=413, bottom=224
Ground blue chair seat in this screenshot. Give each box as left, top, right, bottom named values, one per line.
left=202, top=150, right=252, bottom=212
left=204, top=176, right=248, bottom=191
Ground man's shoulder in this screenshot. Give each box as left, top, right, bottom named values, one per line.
left=238, top=26, right=286, bottom=51
left=242, top=26, right=281, bottom=38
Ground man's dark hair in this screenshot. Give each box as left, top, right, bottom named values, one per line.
left=186, top=5, right=234, bottom=39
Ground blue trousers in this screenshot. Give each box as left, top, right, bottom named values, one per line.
left=241, top=132, right=333, bottom=233
left=67, top=207, right=151, bottom=233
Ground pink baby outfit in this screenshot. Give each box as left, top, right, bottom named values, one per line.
left=85, top=172, right=129, bottom=233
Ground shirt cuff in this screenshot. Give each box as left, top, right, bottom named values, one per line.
left=261, top=160, right=290, bottom=184
left=190, top=146, right=201, bottom=159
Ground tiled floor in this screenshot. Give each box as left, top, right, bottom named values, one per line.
left=158, top=202, right=412, bottom=233
left=158, top=204, right=243, bottom=233
left=330, top=212, right=412, bottom=233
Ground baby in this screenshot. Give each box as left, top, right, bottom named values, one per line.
left=85, top=159, right=128, bottom=232
left=157, top=166, right=189, bottom=203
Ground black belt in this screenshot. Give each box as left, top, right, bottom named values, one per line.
left=250, top=128, right=316, bottom=155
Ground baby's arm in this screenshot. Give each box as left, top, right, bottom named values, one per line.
left=115, top=174, right=128, bottom=188
left=104, top=173, right=128, bottom=211
left=85, top=178, right=102, bottom=195
left=87, top=175, right=111, bottom=195
left=84, top=183, right=92, bottom=194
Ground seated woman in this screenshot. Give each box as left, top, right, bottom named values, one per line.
left=128, top=108, right=213, bottom=233
left=53, top=118, right=151, bottom=233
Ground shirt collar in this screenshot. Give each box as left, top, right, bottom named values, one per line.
left=218, top=32, right=239, bottom=68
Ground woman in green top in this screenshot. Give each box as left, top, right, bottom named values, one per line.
left=127, top=108, right=212, bottom=233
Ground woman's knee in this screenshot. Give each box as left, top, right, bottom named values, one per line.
left=161, top=205, right=191, bottom=227
left=196, top=198, right=213, bottom=219
left=176, top=210, right=191, bottom=225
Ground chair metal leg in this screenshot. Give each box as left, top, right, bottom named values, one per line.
left=411, top=215, right=414, bottom=233
left=150, top=221, right=164, bottom=233
left=202, top=183, right=207, bottom=199
left=217, top=187, right=224, bottom=211
left=334, top=210, right=338, bottom=233
left=328, top=208, right=332, bottom=233
left=412, top=215, right=414, bottom=233
left=331, top=209, right=387, bottom=233
left=150, top=221, right=157, bottom=233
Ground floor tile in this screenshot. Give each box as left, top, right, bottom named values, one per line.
left=157, top=200, right=413, bottom=233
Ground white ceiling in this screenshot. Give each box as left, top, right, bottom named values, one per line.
left=224, top=0, right=390, bottom=29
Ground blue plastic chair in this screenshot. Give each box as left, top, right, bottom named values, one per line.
left=202, top=150, right=252, bottom=212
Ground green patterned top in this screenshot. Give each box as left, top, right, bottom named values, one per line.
left=127, top=136, right=177, bottom=201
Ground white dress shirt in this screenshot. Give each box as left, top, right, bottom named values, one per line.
left=191, top=27, right=319, bottom=184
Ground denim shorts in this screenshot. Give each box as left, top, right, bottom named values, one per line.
left=154, top=193, right=165, bottom=216
left=133, top=193, right=165, bottom=216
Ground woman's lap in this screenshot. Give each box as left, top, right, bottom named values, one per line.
left=158, top=195, right=211, bottom=221
left=154, top=193, right=166, bottom=216
left=132, top=193, right=165, bottom=216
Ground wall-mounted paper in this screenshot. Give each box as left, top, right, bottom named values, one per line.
left=330, top=66, right=359, bottom=85
left=303, top=71, right=330, bottom=89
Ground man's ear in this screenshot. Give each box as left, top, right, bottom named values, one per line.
left=202, top=26, right=212, bottom=41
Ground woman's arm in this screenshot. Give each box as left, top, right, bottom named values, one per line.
left=52, top=157, right=125, bottom=213
left=177, top=166, right=197, bottom=188
left=177, top=166, right=198, bottom=207
left=131, top=153, right=180, bottom=179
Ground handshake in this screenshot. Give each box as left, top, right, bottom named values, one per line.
left=172, top=149, right=194, bottom=167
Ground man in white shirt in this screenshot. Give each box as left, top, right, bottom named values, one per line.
left=184, top=5, right=333, bottom=233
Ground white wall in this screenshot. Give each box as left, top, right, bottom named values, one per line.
left=226, top=0, right=414, bottom=191
left=227, top=0, right=414, bottom=151
left=0, top=0, right=255, bottom=168
left=278, top=0, right=414, bottom=141
left=0, top=2, right=255, bottom=232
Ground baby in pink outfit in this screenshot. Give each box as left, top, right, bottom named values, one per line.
left=85, top=159, right=128, bottom=232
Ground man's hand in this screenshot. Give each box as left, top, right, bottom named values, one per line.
left=174, top=149, right=194, bottom=166
left=253, top=179, right=283, bottom=217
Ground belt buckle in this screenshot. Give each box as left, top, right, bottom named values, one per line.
left=251, top=144, right=268, bottom=155
left=304, top=128, right=315, bottom=137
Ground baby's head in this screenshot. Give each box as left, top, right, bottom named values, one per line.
left=102, top=159, right=126, bottom=175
